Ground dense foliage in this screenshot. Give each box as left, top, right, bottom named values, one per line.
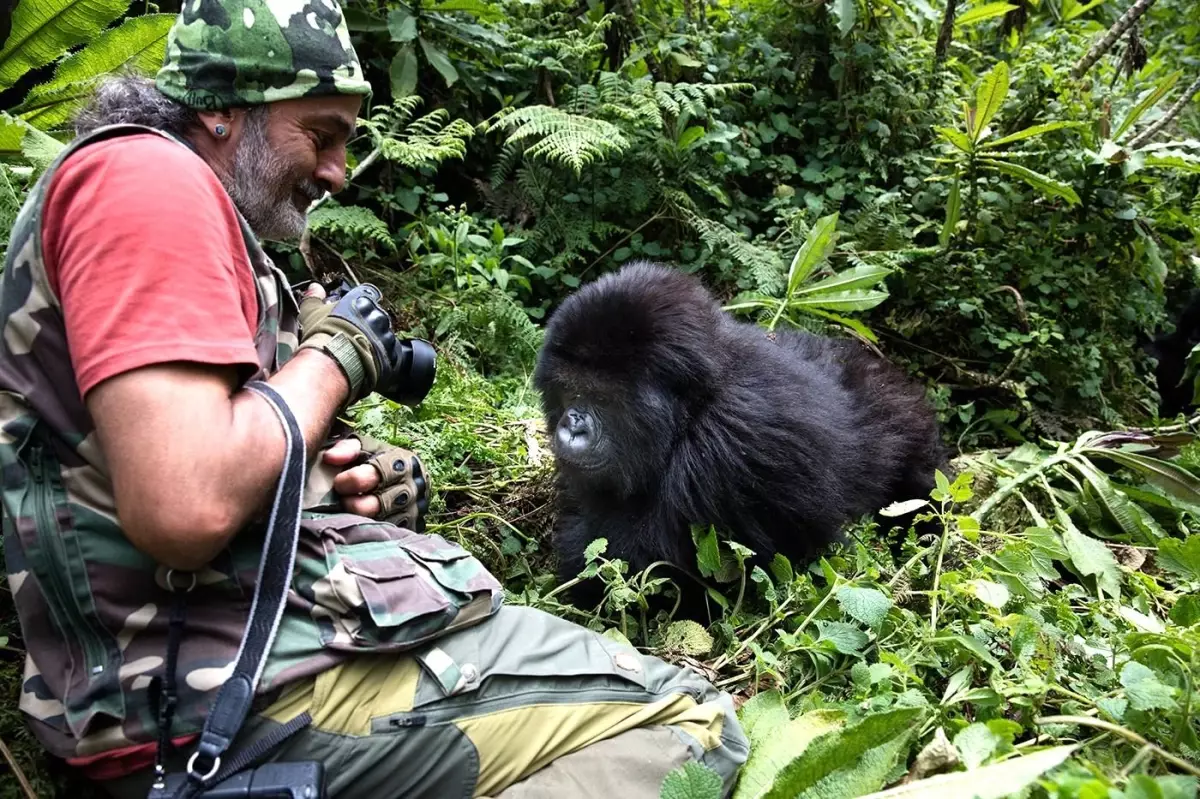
left=2, top=0, right=1200, bottom=797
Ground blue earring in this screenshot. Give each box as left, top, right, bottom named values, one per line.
left=214, top=124, right=227, bottom=137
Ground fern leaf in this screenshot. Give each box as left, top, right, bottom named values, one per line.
left=308, top=205, right=396, bottom=251
left=16, top=14, right=176, bottom=132
left=487, top=106, right=629, bottom=175
left=0, top=0, right=132, bottom=93
left=683, top=210, right=786, bottom=295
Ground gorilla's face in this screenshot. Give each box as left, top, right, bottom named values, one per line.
left=543, top=380, right=681, bottom=498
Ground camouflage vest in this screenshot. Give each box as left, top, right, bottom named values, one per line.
left=0, top=124, right=502, bottom=762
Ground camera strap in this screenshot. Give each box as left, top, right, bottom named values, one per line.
left=152, top=380, right=315, bottom=799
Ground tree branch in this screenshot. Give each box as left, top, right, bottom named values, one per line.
left=1128, top=73, right=1200, bottom=149
left=1070, top=0, right=1158, bottom=80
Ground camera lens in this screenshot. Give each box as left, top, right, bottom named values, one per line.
left=393, top=338, right=436, bottom=406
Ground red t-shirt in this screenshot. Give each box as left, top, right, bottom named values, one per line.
left=40, top=133, right=264, bottom=778
left=43, top=132, right=262, bottom=399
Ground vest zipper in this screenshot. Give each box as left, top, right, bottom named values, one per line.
left=27, top=444, right=110, bottom=696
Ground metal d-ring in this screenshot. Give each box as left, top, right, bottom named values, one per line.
left=164, top=568, right=198, bottom=594
left=187, top=751, right=221, bottom=782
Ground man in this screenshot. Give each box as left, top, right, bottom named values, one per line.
left=0, top=1, right=748, bottom=797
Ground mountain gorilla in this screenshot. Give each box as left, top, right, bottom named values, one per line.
left=533, top=261, right=948, bottom=615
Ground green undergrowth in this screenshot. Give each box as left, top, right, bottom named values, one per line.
left=360, top=377, right=1200, bottom=799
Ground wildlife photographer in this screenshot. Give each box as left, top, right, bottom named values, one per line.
left=0, top=1, right=748, bottom=797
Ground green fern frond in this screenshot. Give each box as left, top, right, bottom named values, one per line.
left=433, top=284, right=543, bottom=373
left=486, top=106, right=629, bottom=175
left=361, top=96, right=473, bottom=171
left=308, top=205, right=396, bottom=251
left=380, top=114, right=475, bottom=169
left=489, top=140, right=526, bottom=187
left=651, top=80, right=753, bottom=119
left=681, top=210, right=786, bottom=295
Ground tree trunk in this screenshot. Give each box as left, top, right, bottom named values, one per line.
left=1070, top=0, right=1158, bottom=80
left=933, top=0, right=959, bottom=71
left=1128, top=74, right=1200, bottom=149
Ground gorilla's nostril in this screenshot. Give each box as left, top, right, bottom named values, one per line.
left=556, top=422, right=589, bottom=450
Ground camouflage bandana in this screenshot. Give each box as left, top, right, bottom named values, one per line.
left=156, top=0, right=372, bottom=111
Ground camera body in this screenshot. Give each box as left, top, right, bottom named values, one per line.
left=148, top=762, right=325, bottom=799
left=302, top=277, right=437, bottom=407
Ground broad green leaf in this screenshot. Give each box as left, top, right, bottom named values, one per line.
left=980, top=121, right=1084, bottom=149
left=669, top=51, right=704, bottom=68
left=0, top=112, right=63, bottom=168
left=792, top=264, right=892, bottom=296
left=663, top=620, right=715, bottom=656
left=1069, top=457, right=1160, bottom=544
left=762, top=707, right=924, bottom=799
left=0, top=0, right=132, bottom=93
left=789, top=289, right=889, bottom=312
left=831, top=0, right=857, bottom=37
left=939, top=178, right=961, bottom=247
left=1088, top=449, right=1200, bottom=507
left=932, top=633, right=1003, bottom=672
left=733, top=707, right=845, bottom=799
left=816, top=620, right=869, bottom=655
left=0, top=113, right=32, bottom=157
left=1058, top=509, right=1122, bottom=599
left=428, top=0, right=505, bottom=21
left=678, top=125, right=707, bottom=150
left=1155, top=536, right=1200, bottom=583
left=786, top=213, right=839, bottom=296
left=953, top=722, right=1001, bottom=769
left=1115, top=71, right=1182, bottom=141
left=583, top=538, right=608, bottom=563
left=21, top=124, right=65, bottom=169
left=1120, top=661, right=1177, bottom=712
left=798, top=307, right=881, bottom=343
left=965, top=579, right=1010, bottom=610
left=390, top=46, right=419, bottom=98
left=660, top=761, right=723, bottom=799
left=855, top=744, right=1079, bottom=798
left=935, top=126, right=972, bottom=153
left=1142, top=155, right=1200, bottom=174
left=0, top=166, right=21, bottom=250
left=388, top=8, right=419, bottom=42
left=738, top=690, right=791, bottom=745
left=14, top=14, right=175, bottom=132
left=972, top=61, right=1010, bottom=142
left=1063, top=0, right=1107, bottom=21
left=956, top=3, right=1018, bottom=28
left=979, top=159, right=1081, bottom=204
left=419, top=37, right=459, bottom=87
left=1170, top=595, right=1200, bottom=626
left=692, top=526, right=722, bottom=579
left=836, top=586, right=893, bottom=628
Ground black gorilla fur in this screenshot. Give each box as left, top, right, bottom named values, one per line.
left=533, top=261, right=948, bottom=612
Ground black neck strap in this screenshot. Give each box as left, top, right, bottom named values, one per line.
left=174, top=381, right=308, bottom=795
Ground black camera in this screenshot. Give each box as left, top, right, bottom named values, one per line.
left=148, top=762, right=325, bottom=799
left=302, top=277, right=436, bottom=407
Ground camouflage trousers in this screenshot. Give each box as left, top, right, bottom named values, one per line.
left=95, top=605, right=750, bottom=799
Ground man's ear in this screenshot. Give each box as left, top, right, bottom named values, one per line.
left=196, top=108, right=245, bottom=146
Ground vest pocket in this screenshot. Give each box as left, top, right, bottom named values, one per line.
left=294, top=514, right=502, bottom=652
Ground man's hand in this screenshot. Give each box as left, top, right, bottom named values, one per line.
left=307, top=434, right=429, bottom=530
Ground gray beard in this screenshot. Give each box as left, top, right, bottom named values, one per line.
left=223, top=113, right=323, bottom=243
